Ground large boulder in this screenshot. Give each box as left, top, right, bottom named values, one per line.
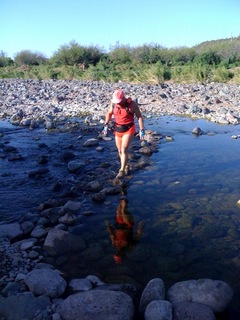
left=173, top=301, right=216, bottom=320
left=145, top=300, right=172, bottom=320
left=57, top=290, right=134, bottom=320
left=167, top=279, right=233, bottom=313
left=43, top=228, right=86, bottom=256
left=24, top=268, right=67, bottom=298
left=0, top=223, right=23, bottom=240
left=0, top=292, right=50, bottom=320
left=139, top=278, right=165, bottom=315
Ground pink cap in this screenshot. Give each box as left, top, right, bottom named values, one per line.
left=111, top=89, right=125, bottom=104
left=114, top=254, right=123, bottom=264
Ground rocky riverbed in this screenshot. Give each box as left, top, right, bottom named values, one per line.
left=0, top=79, right=239, bottom=319
left=1, top=79, right=240, bottom=127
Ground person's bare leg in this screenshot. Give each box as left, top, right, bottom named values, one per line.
left=115, top=135, right=122, bottom=165
left=119, top=134, right=133, bottom=171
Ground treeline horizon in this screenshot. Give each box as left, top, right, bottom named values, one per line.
left=0, top=36, right=240, bottom=84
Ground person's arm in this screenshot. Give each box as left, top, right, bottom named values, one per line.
left=132, top=102, right=145, bottom=140
left=102, top=103, right=113, bottom=135
left=134, top=221, right=144, bottom=241
left=105, top=220, right=115, bottom=244
left=105, top=103, right=113, bottom=125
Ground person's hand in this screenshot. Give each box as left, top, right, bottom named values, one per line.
left=102, top=125, right=108, bottom=136
left=140, top=129, right=145, bottom=140
left=138, top=221, right=144, bottom=229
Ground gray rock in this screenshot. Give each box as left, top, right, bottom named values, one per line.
left=43, top=229, right=86, bottom=256
left=21, top=221, right=35, bottom=234
left=24, top=268, right=67, bottom=298
left=83, top=138, right=99, bottom=147
left=2, top=282, right=21, bottom=297
left=67, top=160, right=85, bottom=172
left=91, top=192, right=106, bottom=202
left=192, top=127, right=204, bottom=135
left=139, top=278, right=165, bottom=315
left=20, top=238, right=38, bottom=251
left=138, top=146, right=153, bottom=156
left=68, top=278, right=93, bottom=293
left=0, top=223, right=23, bottom=240
left=145, top=300, right=172, bottom=320
left=59, top=200, right=82, bottom=213
left=86, top=274, right=105, bottom=286
left=167, top=279, right=233, bottom=313
left=57, top=290, right=134, bottom=320
left=173, top=301, right=216, bottom=320
left=59, top=213, right=77, bottom=225
left=0, top=292, right=51, bottom=320
left=31, top=226, right=48, bottom=238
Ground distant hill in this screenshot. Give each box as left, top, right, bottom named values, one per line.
left=193, top=36, right=240, bottom=58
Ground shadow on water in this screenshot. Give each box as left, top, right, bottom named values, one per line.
left=1, top=116, right=240, bottom=319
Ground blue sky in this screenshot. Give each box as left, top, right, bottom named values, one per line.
left=1, top=0, right=239, bottom=59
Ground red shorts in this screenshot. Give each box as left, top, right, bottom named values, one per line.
left=114, top=124, right=136, bottom=138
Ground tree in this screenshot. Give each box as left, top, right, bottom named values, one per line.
left=0, top=51, right=13, bottom=67
left=195, top=50, right=222, bottom=65
left=14, top=50, right=47, bottom=66
left=132, top=44, right=166, bottom=64
left=50, top=41, right=104, bottom=67
left=108, top=43, right=133, bottom=64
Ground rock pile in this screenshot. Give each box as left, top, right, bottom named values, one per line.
left=1, top=79, right=240, bottom=128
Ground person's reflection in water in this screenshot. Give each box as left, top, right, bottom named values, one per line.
left=106, top=198, right=144, bottom=264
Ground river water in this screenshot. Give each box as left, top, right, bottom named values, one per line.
left=1, top=115, right=240, bottom=319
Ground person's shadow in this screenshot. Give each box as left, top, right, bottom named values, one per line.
left=106, top=198, right=144, bottom=264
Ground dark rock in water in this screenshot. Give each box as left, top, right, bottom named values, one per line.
left=173, top=301, right=215, bottom=320
left=57, top=290, right=135, bottom=320
left=0, top=223, right=23, bottom=240
left=24, top=268, right=67, bottom=298
left=61, top=151, right=75, bottom=162
left=192, top=127, right=204, bottom=135
left=0, top=292, right=51, bottom=320
left=38, top=155, right=48, bottom=164
left=43, top=229, right=86, bottom=256
left=28, top=168, right=49, bottom=178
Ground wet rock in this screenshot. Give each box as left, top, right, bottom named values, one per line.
left=59, top=200, right=82, bottom=213
left=59, top=213, right=77, bottom=225
left=24, top=268, right=67, bottom=298
left=0, top=223, right=23, bottom=240
left=0, top=292, right=51, bottom=320
left=43, top=229, right=86, bottom=256
left=192, top=127, right=204, bottom=135
left=68, top=278, right=93, bottom=294
left=57, top=290, right=134, bottom=320
left=28, top=168, right=49, bottom=178
left=145, top=300, right=172, bottom=320
left=83, top=138, right=99, bottom=147
left=173, top=301, right=215, bottom=320
left=67, top=160, right=85, bottom=172
left=138, top=146, right=153, bottom=156
left=139, top=278, right=165, bottom=315
left=91, top=192, right=106, bottom=202
left=167, top=279, right=233, bottom=313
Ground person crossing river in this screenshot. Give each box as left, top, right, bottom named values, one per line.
left=102, top=89, right=145, bottom=179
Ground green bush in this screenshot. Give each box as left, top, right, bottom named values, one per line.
left=14, top=50, right=47, bottom=66
left=210, top=66, right=234, bottom=83
left=50, top=41, right=104, bottom=67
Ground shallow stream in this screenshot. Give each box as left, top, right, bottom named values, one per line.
left=1, top=116, right=240, bottom=319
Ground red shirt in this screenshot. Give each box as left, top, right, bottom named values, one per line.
left=113, top=100, right=134, bottom=126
